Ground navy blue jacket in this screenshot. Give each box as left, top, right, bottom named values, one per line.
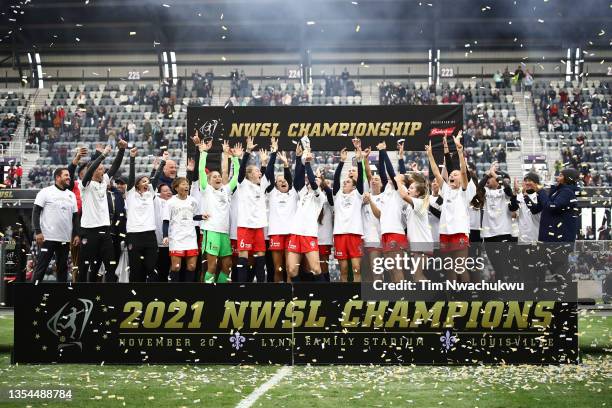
left=538, top=184, right=579, bottom=242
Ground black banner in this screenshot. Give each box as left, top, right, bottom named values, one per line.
left=13, top=283, right=578, bottom=365
left=186, top=105, right=463, bottom=156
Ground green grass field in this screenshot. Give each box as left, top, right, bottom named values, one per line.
left=0, top=312, right=610, bottom=407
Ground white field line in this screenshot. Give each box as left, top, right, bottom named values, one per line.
left=235, top=366, right=292, bottom=408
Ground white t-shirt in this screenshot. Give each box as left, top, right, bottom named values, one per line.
left=201, top=184, right=233, bottom=234
left=163, top=195, right=199, bottom=251
left=406, top=197, right=433, bottom=252
left=126, top=185, right=156, bottom=233
left=80, top=173, right=111, bottom=229
left=318, top=202, right=334, bottom=246
left=268, top=188, right=298, bottom=236
left=333, top=189, right=364, bottom=236
left=378, top=186, right=406, bottom=235
left=362, top=193, right=382, bottom=247
left=517, top=193, right=541, bottom=243
left=428, top=195, right=442, bottom=243
left=154, top=197, right=169, bottom=247
left=481, top=187, right=513, bottom=238
left=34, top=185, right=78, bottom=242
left=439, top=182, right=470, bottom=236
left=236, top=178, right=269, bottom=229
left=291, top=188, right=327, bottom=237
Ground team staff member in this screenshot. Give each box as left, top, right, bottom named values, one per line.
left=198, top=138, right=241, bottom=283
left=125, top=147, right=159, bottom=282
left=154, top=183, right=173, bottom=281
left=78, top=140, right=127, bottom=282
left=32, top=168, right=79, bottom=283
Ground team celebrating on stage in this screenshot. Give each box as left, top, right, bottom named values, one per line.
left=31, top=130, right=579, bottom=284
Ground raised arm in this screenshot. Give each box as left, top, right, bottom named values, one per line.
left=425, top=141, right=445, bottom=188
left=356, top=151, right=364, bottom=195
left=108, top=139, right=127, bottom=177
left=377, top=142, right=389, bottom=190
left=238, top=136, right=256, bottom=183
left=221, top=140, right=231, bottom=184
left=293, top=153, right=306, bottom=191
left=397, top=141, right=406, bottom=175
left=304, top=153, right=318, bottom=191
left=198, top=138, right=213, bottom=190
left=228, top=153, right=241, bottom=191
left=363, top=147, right=372, bottom=184
left=381, top=148, right=398, bottom=190
left=453, top=132, right=469, bottom=189
left=395, top=175, right=414, bottom=206
left=127, top=147, right=137, bottom=190
left=333, top=148, right=347, bottom=195
left=278, top=151, right=292, bottom=190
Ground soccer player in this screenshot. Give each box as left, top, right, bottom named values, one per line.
left=316, top=173, right=334, bottom=282
left=478, top=161, right=519, bottom=281
left=286, top=149, right=328, bottom=282
left=333, top=146, right=364, bottom=282
left=366, top=142, right=408, bottom=282
left=78, top=141, right=127, bottom=282
left=198, top=138, right=241, bottom=283
left=235, top=136, right=270, bottom=282
left=426, top=132, right=470, bottom=281
left=395, top=174, right=433, bottom=281
left=162, top=177, right=202, bottom=282
left=266, top=138, right=297, bottom=282
left=32, top=168, right=79, bottom=283
left=514, top=172, right=544, bottom=286
left=125, top=147, right=158, bottom=282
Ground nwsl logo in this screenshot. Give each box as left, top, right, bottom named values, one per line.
left=47, top=298, right=93, bottom=351
left=428, top=127, right=456, bottom=137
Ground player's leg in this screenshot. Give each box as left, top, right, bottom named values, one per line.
left=286, top=251, right=302, bottom=282
left=184, top=255, right=197, bottom=282
left=169, top=254, right=183, bottom=282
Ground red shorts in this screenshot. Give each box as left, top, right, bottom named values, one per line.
left=269, top=234, right=289, bottom=251
left=231, top=239, right=238, bottom=255
left=318, top=244, right=332, bottom=256
left=334, top=234, right=363, bottom=260
left=439, top=233, right=470, bottom=252
left=236, top=227, right=266, bottom=252
left=381, top=233, right=409, bottom=252
left=169, top=249, right=199, bottom=257
left=287, top=235, right=318, bottom=254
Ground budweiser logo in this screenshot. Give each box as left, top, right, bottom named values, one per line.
left=429, top=127, right=456, bottom=137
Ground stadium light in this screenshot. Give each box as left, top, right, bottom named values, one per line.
left=565, top=48, right=572, bottom=83
left=435, top=49, right=440, bottom=88
left=574, top=48, right=581, bottom=81
left=428, top=49, right=432, bottom=86
left=162, top=51, right=169, bottom=80
left=27, top=52, right=43, bottom=89
left=170, top=51, right=178, bottom=85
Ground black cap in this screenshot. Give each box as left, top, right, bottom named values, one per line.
left=114, top=176, right=127, bottom=185
left=561, top=168, right=579, bottom=185
left=523, top=172, right=540, bottom=184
